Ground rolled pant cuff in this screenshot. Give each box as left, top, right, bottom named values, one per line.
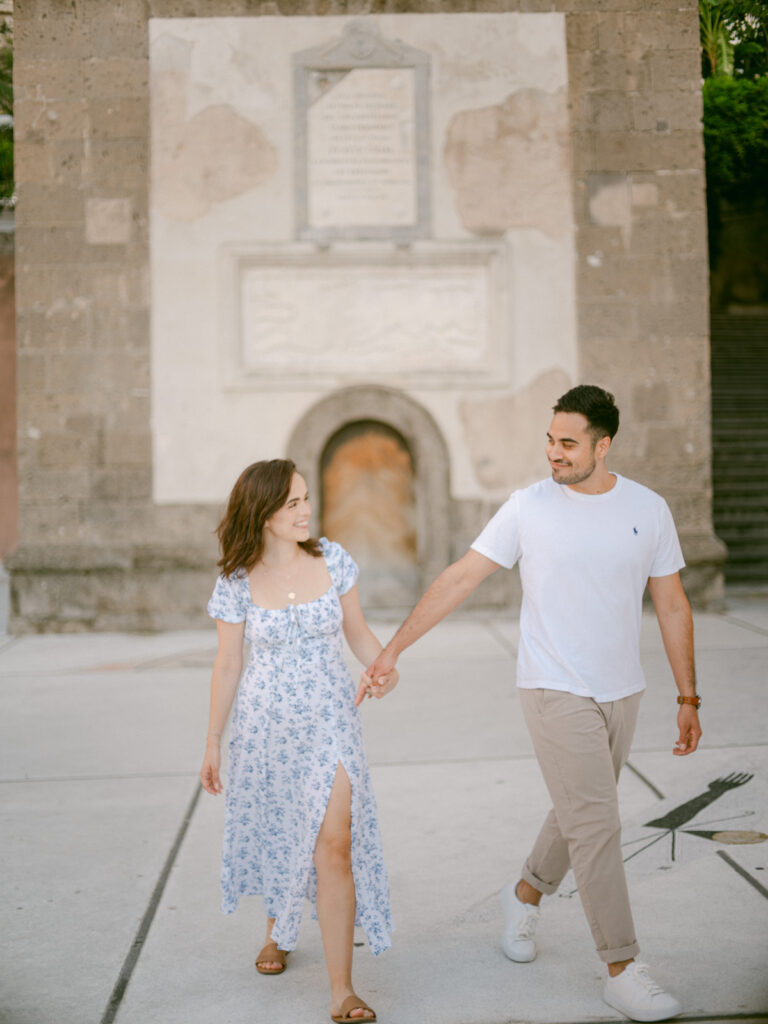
left=597, top=941, right=640, bottom=964
left=521, top=863, right=560, bottom=897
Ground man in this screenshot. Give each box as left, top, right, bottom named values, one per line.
left=365, top=385, right=701, bottom=1022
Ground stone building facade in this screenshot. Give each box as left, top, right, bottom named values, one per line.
left=6, top=0, right=725, bottom=632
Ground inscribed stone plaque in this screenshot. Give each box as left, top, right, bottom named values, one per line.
left=308, top=67, right=417, bottom=229
left=294, top=22, right=430, bottom=242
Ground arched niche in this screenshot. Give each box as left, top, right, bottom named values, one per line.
left=288, top=387, right=451, bottom=605
left=321, top=420, right=418, bottom=607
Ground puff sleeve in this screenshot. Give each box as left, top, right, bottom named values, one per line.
left=207, top=571, right=248, bottom=623
left=321, top=538, right=359, bottom=596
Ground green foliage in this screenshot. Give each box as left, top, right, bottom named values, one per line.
left=0, top=20, right=11, bottom=115
left=703, top=75, right=768, bottom=273
left=701, top=2, right=735, bottom=76
left=0, top=19, right=12, bottom=205
left=703, top=76, right=768, bottom=205
left=0, top=127, right=12, bottom=201
left=700, top=0, right=768, bottom=78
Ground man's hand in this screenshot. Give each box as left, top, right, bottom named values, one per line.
left=354, top=667, right=399, bottom=707
left=367, top=647, right=398, bottom=685
left=673, top=704, right=701, bottom=756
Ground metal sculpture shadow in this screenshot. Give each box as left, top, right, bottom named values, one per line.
left=622, top=772, right=763, bottom=864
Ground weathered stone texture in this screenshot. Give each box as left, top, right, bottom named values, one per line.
left=0, top=244, right=17, bottom=566
left=9, top=0, right=721, bottom=630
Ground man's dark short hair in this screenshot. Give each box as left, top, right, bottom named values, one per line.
left=553, top=385, right=620, bottom=441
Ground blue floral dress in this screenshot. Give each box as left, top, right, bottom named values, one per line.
left=207, top=538, right=393, bottom=955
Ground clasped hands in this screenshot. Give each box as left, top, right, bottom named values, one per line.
left=355, top=648, right=399, bottom=707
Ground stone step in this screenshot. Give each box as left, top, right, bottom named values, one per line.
left=724, top=563, right=768, bottom=583
left=714, top=522, right=768, bottom=539
left=713, top=497, right=768, bottom=508
left=713, top=460, right=768, bottom=471
left=712, top=448, right=768, bottom=459
left=712, top=461, right=768, bottom=474
left=723, top=549, right=768, bottom=565
left=713, top=500, right=768, bottom=514
left=715, top=512, right=768, bottom=522
left=712, top=408, right=768, bottom=417
left=712, top=448, right=767, bottom=461
left=711, top=476, right=768, bottom=488
left=724, top=554, right=768, bottom=567
left=710, top=313, right=768, bottom=582
left=712, top=428, right=768, bottom=438
left=711, top=394, right=768, bottom=403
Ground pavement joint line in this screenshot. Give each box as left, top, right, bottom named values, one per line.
left=593, top=1017, right=768, bottom=1024
left=721, top=615, right=768, bottom=639
left=661, top=1017, right=768, bottom=1023
left=484, top=620, right=518, bottom=658
left=624, top=761, right=665, bottom=800
left=0, top=771, right=199, bottom=784
left=99, top=781, right=203, bottom=1024
left=130, top=651, right=217, bottom=670
left=369, top=754, right=542, bottom=768
left=0, top=635, right=19, bottom=654
left=368, top=743, right=767, bottom=769
left=717, top=850, right=768, bottom=900
left=452, top=1015, right=768, bottom=1024
left=0, top=667, right=214, bottom=678
left=631, top=742, right=768, bottom=752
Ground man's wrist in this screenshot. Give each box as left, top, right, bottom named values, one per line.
left=677, top=694, right=701, bottom=709
left=383, top=641, right=400, bottom=663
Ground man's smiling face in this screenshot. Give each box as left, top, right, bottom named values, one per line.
left=546, top=411, right=606, bottom=488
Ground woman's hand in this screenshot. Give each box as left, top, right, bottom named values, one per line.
left=355, top=668, right=399, bottom=707
left=200, top=738, right=223, bottom=795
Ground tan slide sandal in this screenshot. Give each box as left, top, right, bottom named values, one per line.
left=255, top=941, right=288, bottom=975
left=331, top=994, right=376, bottom=1022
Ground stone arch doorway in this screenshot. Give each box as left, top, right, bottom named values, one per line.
left=321, top=421, right=418, bottom=606
left=288, top=387, right=451, bottom=608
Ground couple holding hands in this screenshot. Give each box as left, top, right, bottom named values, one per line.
left=200, top=385, right=701, bottom=1024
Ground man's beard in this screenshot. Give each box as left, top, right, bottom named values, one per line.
left=551, top=457, right=596, bottom=486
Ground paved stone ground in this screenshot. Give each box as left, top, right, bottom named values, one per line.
left=1, top=596, right=767, bottom=1024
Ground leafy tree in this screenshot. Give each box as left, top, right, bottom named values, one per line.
left=701, top=1, right=735, bottom=76
left=703, top=76, right=768, bottom=205
left=0, top=19, right=12, bottom=206
left=700, top=0, right=768, bottom=293
left=700, top=0, right=768, bottom=78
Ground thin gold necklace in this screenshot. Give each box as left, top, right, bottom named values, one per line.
left=262, top=557, right=300, bottom=601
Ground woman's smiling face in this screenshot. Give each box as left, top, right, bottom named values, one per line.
left=264, top=473, right=311, bottom=541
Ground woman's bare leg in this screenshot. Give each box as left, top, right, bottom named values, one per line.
left=314, top=763, right=373, bottom=1021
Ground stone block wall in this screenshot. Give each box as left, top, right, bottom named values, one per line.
left=0, top=240, right=15, bottom=564
left=8, top=0, right=724, bottom=631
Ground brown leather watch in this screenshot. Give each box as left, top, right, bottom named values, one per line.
left=677, top=695, right=702, bottom=709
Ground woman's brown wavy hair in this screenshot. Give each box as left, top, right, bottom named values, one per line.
left=216, top=459, right=322, bottom=577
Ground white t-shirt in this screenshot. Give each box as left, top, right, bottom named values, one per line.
left=471, top=474, right=685, bottom=702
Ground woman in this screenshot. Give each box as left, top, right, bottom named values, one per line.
left=200, top=459, right=398, bottom=1024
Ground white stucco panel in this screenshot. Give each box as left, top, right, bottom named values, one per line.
left=149, top=13, right=576, bottom=504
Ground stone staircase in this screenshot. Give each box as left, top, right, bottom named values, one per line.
left=710, top=311, right=768, bottom=585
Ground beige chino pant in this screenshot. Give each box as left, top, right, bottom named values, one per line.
left=518, top=687, right=643, bottom=964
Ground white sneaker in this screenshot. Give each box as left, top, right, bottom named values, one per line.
left=603, top=962, right=683, bottom=1022
left=501, top=881, right=541, bottom=962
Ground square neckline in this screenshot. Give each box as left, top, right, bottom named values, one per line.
left=246, top=547, right=335, bottom=612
